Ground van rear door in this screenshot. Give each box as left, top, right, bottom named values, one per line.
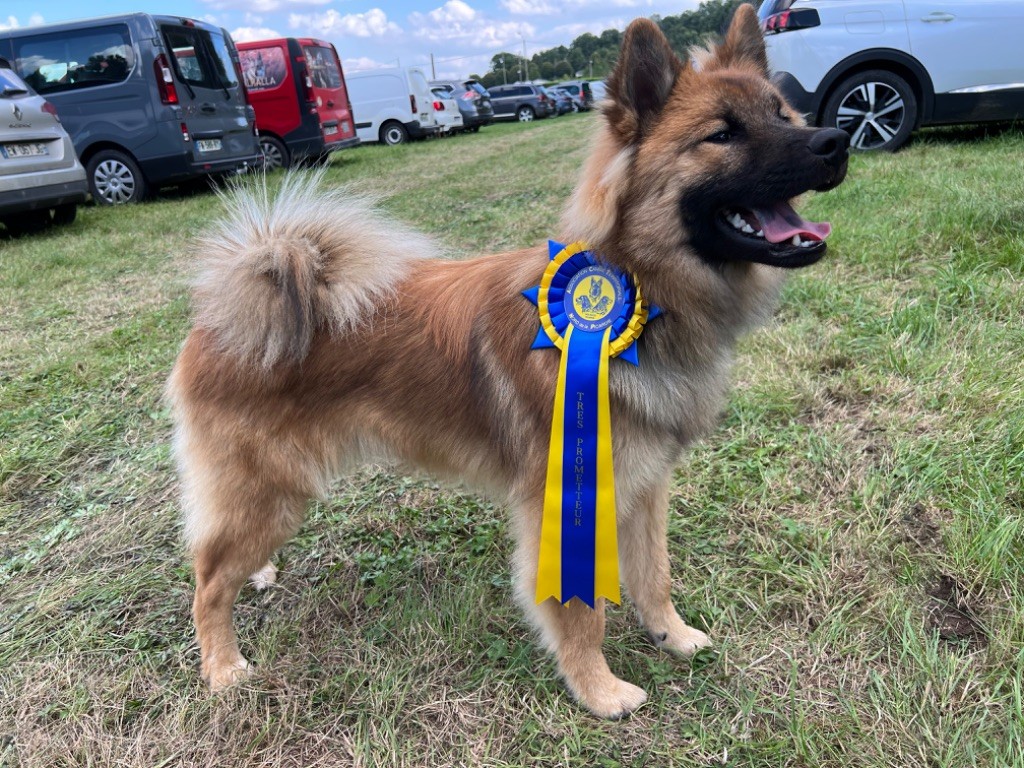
left=300, top=41, right=356, bottom=145
left=161, top=22, right=253, bottom=165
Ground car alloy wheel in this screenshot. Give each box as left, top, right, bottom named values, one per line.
left=517, top=106, right=535, bottom=122
left=836, top=82, right=905, bottom=150
left=823, top=70, right=917, bottom=152
left=381, top=122, right=409, bottom=145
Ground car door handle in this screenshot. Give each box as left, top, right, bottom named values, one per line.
left=922, top=11, right=955, bottom=22
left=199, top=103, right=218, bottom=114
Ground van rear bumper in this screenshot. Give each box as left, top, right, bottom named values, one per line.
left=140, top=151, right=262, bottom=185
left=325, top=136, right=360, bottom=151
left=405, top=120, right=438, bottom=139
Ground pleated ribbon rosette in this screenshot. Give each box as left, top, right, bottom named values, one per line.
left=522, top=241, right=660, bottom=608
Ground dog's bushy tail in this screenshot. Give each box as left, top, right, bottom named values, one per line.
left=189, top=171, right=437, bottom=368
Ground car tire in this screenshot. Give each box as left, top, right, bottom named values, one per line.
left=469, top=125, right=481, bottom=133
left=517, top=106, right=535, bottom=123
left=52, top=204, right=77, bottom=225
left=260, top=135, right=289, bottom=171
left=571, top=102, right=580, bottom=113
left=822, top=70, right=917, bottom=152
left=87, top=150, right=148, bottom=205
left=380, top=121, right=409, bottom=146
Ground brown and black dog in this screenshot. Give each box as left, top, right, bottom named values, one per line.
left=167, top=5, right=848, bottom=718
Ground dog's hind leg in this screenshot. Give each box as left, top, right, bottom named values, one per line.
left=182, top=455, right=307, bottom=691
left=512, top=504, right=648, bottom=719
left=619, top=479, right=711, bottom=656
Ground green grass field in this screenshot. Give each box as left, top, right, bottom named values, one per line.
left=1, top=114, right=1022, bottom=767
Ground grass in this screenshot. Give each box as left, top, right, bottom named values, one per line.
left=1, top=114, right=1023, bottom=767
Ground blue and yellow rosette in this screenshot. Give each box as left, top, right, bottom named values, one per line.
left=523, top=241, right=660, bottom=608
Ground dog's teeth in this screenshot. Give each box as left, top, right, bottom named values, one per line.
left=755, top=229, right=764, bottom=238
left=791, top=235, right=801, bottom=246
left=741, top=224, right=754, bottom=234
left=729, top=213, right=744, bottom=229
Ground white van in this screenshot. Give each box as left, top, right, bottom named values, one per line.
left=346, top=66, right=440, bottom=145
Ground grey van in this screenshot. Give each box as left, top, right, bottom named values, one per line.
left=0, top=14, right=260, bottom=204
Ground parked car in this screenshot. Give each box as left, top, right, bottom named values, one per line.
left=0, top=61, right=88, bottom=233
left=543, top=86, right=572, bottom=115
left=589, top=80, right=608, bottom=104
left=548, top=86, right=580, bottom=113
left=0, top=14, right=260, bottom=204
left=346, top=66, right=439, bottom=145
left=429, top=88, right=464, bottom=134
left=555, top=80, right=595, bottom=110
left=237, top=37, right=358, bottom=170
left=429, top=79, right=494, bottom=132
left=759, top=0, right=1024, bottom=151
left=487, top=83, right=554, bottom=122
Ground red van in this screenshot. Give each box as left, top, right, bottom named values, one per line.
left=237, top=37, right=358, bottom=169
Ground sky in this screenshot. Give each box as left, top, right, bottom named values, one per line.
left=1, top=0, right=704, bottom=81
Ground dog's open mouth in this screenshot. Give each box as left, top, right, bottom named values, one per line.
left=715, top=201, right=832, bottom=268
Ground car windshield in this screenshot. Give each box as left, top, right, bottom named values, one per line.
left=303, top=45, right=342, bottom=89
left=466, top=82, right=489, bottom=97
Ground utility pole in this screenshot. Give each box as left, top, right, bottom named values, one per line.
left=430, top=53, right=436, bottom=80
left=521, top=35, right=529, bottom=82
left=589, top=59, right=593, bottom=79
left=500, top=57, right=507, bottom=84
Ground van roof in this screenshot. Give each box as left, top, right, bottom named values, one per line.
left=0, top=12, right=226, bottom=38
left=236, top=37, right=335, bottom=50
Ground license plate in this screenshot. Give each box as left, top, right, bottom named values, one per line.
left=324, top=124, right=338, bottom=136
left=196, top=139, right=222, bottom=153
left=2, top=142, right=48, bottom=158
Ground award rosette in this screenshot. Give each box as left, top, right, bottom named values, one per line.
left=522, top=241, right=659, bottom=608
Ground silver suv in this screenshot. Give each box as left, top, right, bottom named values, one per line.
left=0, top=62, right=87, bottom=234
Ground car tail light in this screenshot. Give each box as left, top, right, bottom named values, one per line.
left=410, top=94, right=417, bottom=114
left=181, top=122, right=190, bottom=141
left=433, top=100, right=443, bottom=111
left=41, top=101, right=61, bottom=122
left=539, top=94, right=547, bottom=102
left=762, top=8, right=820, bottom=33
left=154, top=54, right=179, bottom=105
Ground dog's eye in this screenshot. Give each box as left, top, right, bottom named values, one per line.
left=705, top=130, right=733, bottom=144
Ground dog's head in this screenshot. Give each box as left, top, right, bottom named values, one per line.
left=564, top=4, right=848, bottom=273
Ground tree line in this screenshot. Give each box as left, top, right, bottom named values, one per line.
left=469, top=0, right=746, bottom=87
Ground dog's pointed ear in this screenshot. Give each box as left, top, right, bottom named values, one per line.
left=605, top=18, right=685, bottom=144
left=713, top=3, right=769, bottom=77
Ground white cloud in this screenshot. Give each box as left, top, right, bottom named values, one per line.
left=0, top=14, right=44, bottom=31
left=343, top=56, right=394, bottom=73
left=409, top=2, right=535, bottom=49
left=289, top=8, right=400, bottom=38
left=231, top=26, right=283, bottom=42
left=204, top=0, right=330, bottom=12
left=501, top=0, right=557, bottom=15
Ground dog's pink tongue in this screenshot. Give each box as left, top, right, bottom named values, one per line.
left=752, top=202, right=831, bottom=243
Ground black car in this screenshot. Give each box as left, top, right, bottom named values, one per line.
left=430, top=79, right=494, bottom=131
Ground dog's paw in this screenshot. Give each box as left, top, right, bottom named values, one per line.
left=572, top=675, right=648, bottom=720
left=649, top=616, right=712, bottom=657
left=203, top=656, right=253, bottom=691
left=248, top=561, right=277, bottom=591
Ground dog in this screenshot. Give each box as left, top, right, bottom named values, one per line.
left=167, top=4, right=848, bottom=719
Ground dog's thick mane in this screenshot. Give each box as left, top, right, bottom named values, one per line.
left=190, top=171, right=437, bottom=368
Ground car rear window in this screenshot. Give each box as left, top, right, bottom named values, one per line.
left=240, top=46, right=287, bottom=91
left=11, top=24, right=134, bottom=95
left=303, top=45, right=342, bottom=89
left=163, top=25, right=237, bottom=90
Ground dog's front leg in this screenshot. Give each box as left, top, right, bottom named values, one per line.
left=620, top=479, right=712, bottom=656
left=512, top=506, right=647, bottom=719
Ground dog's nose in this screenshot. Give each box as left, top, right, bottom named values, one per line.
left=808, top=128, right=850, bottom=165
